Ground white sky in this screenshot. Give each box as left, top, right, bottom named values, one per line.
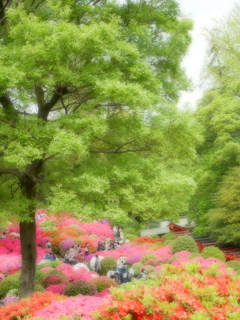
left=177, top=0, right=238, bottom=109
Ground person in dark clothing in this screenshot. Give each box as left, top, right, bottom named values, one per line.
left=97, top=241, right=105, bottom=251
left=108, top=241, right=115, bottom=250
left=119, top=263, right=130, bottom=284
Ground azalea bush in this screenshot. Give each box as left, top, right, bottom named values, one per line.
left=0, top=272, right=20, bottom=297
left=39, top=220, right=56, bottom=231
left=125, top=234, right=138, bottom=241
left=172, top=235, right=199, bottom=254
left=127, top=254, right=142, bottom=265
left=51, top=235, right=70, bottom=253
left=93, top=263, right=240, bottom=320
left=42, top=229, right=60, bottom=238
left=59, top=239, right=75, bottom=256
left=58, top=227, right=80, bottom=238
left=144, top=259, right=163, bottom=267
left=91, top=276, right=118, bottom=292
left=100, top=257, right=117, bottom=275
left=63, top=280, right=97, bottom=296
left=43, top=269, right=67, bottom=281
left=44, top=284, right=67, bottom=294
left=201, top=246, right=226, bottom=262
left=40, top=274, right=67, bottom=288
left=162, top=232, right=177, bottom=241
left=131, top=262, right=144, bottom=276
left=140, top=253, right=158, bottom=264
left=79, top=222, right=114, bottom=239
left=0, top=292, right=66, bottom=319
left=37, top=260, right=63, bottom=270
left=33, top=295, right=108, bottom=320
left=227, top=260, right=240, bottom=275
left=132, top=236, right=155, bottom=244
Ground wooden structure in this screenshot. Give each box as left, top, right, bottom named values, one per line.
left=169, top=224, right=240, bottom=262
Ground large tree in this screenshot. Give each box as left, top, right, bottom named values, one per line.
left=0, top=0, right=197, bottom=298
left=207, top=166, right=240, bottom=246
left=190, top=5, right=240, bottom=235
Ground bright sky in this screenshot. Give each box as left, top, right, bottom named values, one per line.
left=177, top=0, right=238, bottom=109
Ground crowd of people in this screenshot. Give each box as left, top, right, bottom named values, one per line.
left=43, top=225, right=146, bottom=284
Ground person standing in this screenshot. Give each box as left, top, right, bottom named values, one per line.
left=113, top=226, right=118, bottom=241
left=119, top=227, right=124, bottom=243
left=85, top=243, right=90, bottom=256
left=117, top=255, right=125, bottom=273
left=140, top=268, right=147, bottom=279
left=119, top=263, right=130, bottom=284
left=76, top=244, right=85, bottom=261
left=97, top=241, right=105, bottom=251
left=46, top=240, right=52, bottom=252
left=93, top=254, right=101, bottom=273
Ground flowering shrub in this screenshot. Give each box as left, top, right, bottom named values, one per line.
left=201, top=246, right=226, bottom=262
left=173, top=250, right=192, bottom=259
left=144, top=259, right=163, bottom=267
left=39, top=220, right=56, bottom=231
left=40, top=274, right=67, bottom=288
left=34, top=295, right=108, bottom=320
left=148, top=242, right=164, bottom=250
left=56, top=264, right=92, bottom=282
left=43, top=269, right=67, bottom=282
left=94, top=288, right=111, bottom=298
left=100, top=257, right=117, bottom=275
left=227, top=260, right=240, bottom=275
left=127, top=254, right=142, bottom=265
left=162, top=232, right=177, bottom=241
left=0, top=255, right=21, bottom=273
left=142, top=265, right=154, bottom=274
left=41, top=229, right=60, bottom=238
left=44, top=284, right=67, bottom=294
left=69, top=225, right=88, bottom=235
left=133, top=236, right=155, bottom=244
left=59, top=239, right=75, bottom=255
left=140, top=253, right=158, bottom=264
left=131, top=262, right=144, bottom=275
left=51, top=235, right=69, bottom=253
left=63, top=280, right=97, bottom=296
left=36, top=236, right=52, bottom=248
left=0, top=272, right=20, bottom=296
left=37, top=260, right=63, bottom=270
left=93, top=264, right=240, bottom=320
left=58, top=227, right=80, bottom=238
left=79, top=222, right=114, bottom=239
left=125, top=234, right=138, bottom=241
left=0, top=291, right=66, bottom=319
left=74, top=237, right=97, bottom=254
left=172, top=235, right=199, bottom=254
left=2, top=295, right=18, bottom=305
left=91, top=276, right=118, bottom=292
left=40, top=266, right=54, bottom=273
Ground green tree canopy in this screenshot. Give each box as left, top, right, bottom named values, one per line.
left=190, top=5, right=240, bottom=235
left=208, top=166, right=240, bottom=246
left=0, top=0, right=197, bottom=298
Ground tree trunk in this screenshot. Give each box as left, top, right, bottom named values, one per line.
left=19, top=160, right=43, bottom=299
left=19, top=212, right=36, bottom=299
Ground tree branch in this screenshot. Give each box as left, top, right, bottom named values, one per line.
left=0, top=168, right=23, bottom=179
left=0, top=93, right=18, bottom=118
left=0, top=0, right=11, bottom=31
left=37, top=86, right=69, bottom=121
left=89, top=147, right=151, bottom=154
